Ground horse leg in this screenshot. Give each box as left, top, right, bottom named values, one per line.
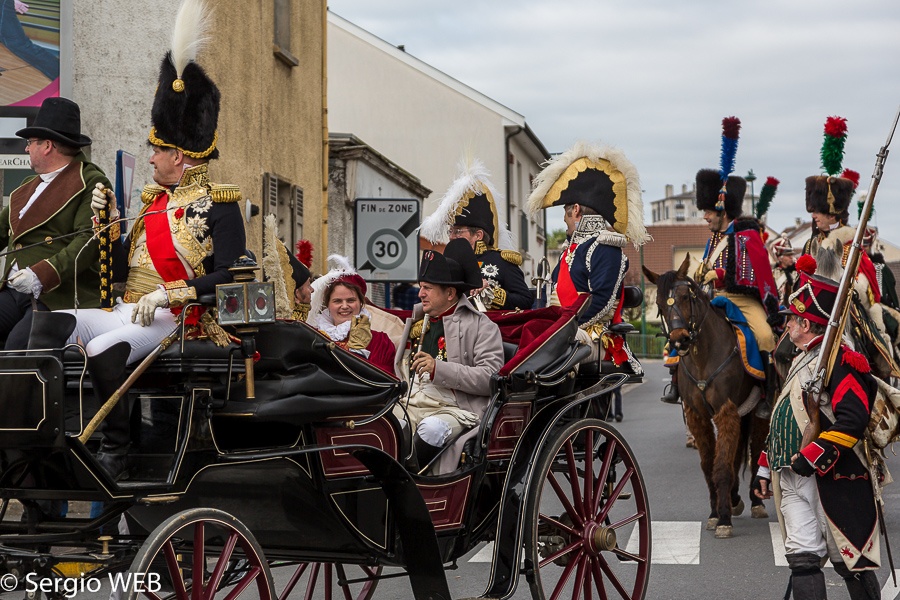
left=748, top=413, right=770, bottom=518
left=711, top=401, right=741, bottom=538
left=684, top=404, right=718, bottom=530
left=729, top=414, right=749, bottom=518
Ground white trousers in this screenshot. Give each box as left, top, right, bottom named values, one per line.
left=777, top=468, right=841, bottom=562
left=59, top=301, right=177, bottom=365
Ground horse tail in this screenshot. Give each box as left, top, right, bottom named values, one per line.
left=738, top=412, right=752, bottom=476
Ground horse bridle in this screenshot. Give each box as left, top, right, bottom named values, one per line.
left=659, top=278, right=738, bottom=411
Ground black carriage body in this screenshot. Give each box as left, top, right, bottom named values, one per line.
left=0, top=293, right=647, bottom=599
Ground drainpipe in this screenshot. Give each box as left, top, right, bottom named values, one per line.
left=320, top=2, right=329, bottom=271
left=504, top=126, right=523, bottom=250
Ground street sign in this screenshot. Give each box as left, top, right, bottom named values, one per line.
left=354, top=198, right=420, bottom=282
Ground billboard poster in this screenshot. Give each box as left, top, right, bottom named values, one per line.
left=0, top=0, right=61, bottom=107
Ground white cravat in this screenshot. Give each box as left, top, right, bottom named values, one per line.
left=19, top=164, right=66, bottom=220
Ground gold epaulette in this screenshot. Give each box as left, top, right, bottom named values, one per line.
left=500, top=249, right=523, bottom=266
left=210, top=184, right=242, bottom=203
left=141, top=184, right=167, bottom=204
left=410, top=319, right=424, bottom=340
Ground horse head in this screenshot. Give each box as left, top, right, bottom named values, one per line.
left=642, top=254, right=709, bottom=354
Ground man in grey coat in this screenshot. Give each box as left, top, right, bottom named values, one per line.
left=395, top=238, right=504, bottom=474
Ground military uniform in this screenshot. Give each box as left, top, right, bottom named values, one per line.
left=420, top=157, right=534, bottom=310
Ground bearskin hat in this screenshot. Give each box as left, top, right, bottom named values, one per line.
left=147, top=0, right=220, bottom=160
left=695, top=169, right=746, bottom=220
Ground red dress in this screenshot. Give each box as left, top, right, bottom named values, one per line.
left=365, top=330, right=396, bottom=375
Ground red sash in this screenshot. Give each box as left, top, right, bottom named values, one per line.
left=556, top=243, right=578, bottom=307
left=144, top=193, right=190, bottom=282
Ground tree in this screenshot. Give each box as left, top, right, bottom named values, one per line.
left=547, top=228, right=568, bottom=249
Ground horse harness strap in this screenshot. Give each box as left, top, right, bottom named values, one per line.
left=680, top=346, right=738, bottom=417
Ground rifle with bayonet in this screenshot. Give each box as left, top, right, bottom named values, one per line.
left=801, top=105, right=900, bottom=584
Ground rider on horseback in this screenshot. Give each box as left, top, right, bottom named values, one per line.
left=662, top=117, right=780, bottom=409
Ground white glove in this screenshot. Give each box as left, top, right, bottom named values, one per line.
left=8, top=268, right=40, bottom=297
left=91, top=182, right=116, bottom=221
left=131, top=288, right=169, bottom=327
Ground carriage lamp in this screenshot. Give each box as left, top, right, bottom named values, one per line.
left=215, top=282, right=275, bottom=325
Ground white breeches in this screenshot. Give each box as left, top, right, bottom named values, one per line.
left=777, top=468, right=841, bottom=562
left=59, top=301, right=178, bottom=365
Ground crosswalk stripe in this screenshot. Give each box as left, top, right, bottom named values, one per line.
left=880, top=570, right=900, bottom=600
left=768, top=523, right=833, bottom=568
left=626, top=520, right=700, bottom=565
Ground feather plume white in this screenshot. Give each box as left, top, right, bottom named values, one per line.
left=420, top=157, right=513, bottom=250
left=526, top=141, right=650, bottom=247
left=262, top=215, right=292, bottom=319
left=170, top=0, right=212, bottom=77
left=307, top=254, right=358, bottom=325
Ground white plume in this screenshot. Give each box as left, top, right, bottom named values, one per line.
left=262, top=214, right=292, bottom=319
left=170, top=0, right=212, bottom=77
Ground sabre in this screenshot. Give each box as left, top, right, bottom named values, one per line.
left=402, top=315, right=430, bottom=461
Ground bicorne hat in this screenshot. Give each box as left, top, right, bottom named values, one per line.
left=147, top=0, right=220, bottom=160
left=695, top=117, right=745, bottom=220
left=418, top=238, right=482, bottom=293
left=16, top=97, right=92, bottom=147
left=771, top=236, right=794, bottom=257
left=420, top=157, right=512, bottom=250
left=526, top=141, right=649, bottom=246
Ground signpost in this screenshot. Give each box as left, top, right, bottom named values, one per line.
left=354, top=198, right=420, bottom=282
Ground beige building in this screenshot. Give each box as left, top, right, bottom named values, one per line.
left=327, top=11, right=550, bottom=280
left=2, top=0, right=327, bottom=271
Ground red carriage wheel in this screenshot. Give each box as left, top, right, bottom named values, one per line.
left=274, top=562, right=381, bottom=600
left=524, top=419, right=651, bottom=600
left=126, top=508, right=274, bottom=600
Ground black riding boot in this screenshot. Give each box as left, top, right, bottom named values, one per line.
left=756, top=352, right=775, bottom=419
left=413, top=435, right=441, bottom=473
left=661, top=367, right=680, bottom=404
left=788, top=552, right=827, bottom=600
left=834, top=561, right=880, bottom=600
left=88, top=342, right=132, bottom=481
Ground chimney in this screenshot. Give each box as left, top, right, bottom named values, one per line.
left=665, top=184, right=673, bottom=198
left=682, top=184, right=688, bottom=194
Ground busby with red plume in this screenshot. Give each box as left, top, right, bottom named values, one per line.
left=805, top=116, right=855, bottom=217
left=696, top=117, right=745, bottom=220
left=148, top=0, right=220, bottom=160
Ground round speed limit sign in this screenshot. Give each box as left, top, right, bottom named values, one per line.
left=366, top=229, right=408, bottom=271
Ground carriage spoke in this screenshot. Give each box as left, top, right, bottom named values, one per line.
left=595, top=554, right=630, bottom=599
left=324, top=563, right=333, bottom=600
left=548, top=548, right=584, bottom=600
left=608, top=510, right=645, bottom=530
left=304, top=563, right=321, bottom=600
left=221, top=566, right=261, bottom=600
left=610, top=547, right=645, bottom=563
left=193, top=522, right=205, bottom=600
left=539, top=538, right=583, bottom=569
left=591, top=557, right=608, bottom=600
left=597, top=466, right=635, bottom=522
left=336, top=564, right=354, bottom=600
left=203, top=532, right=239, bottom=600
left=591, top=438, right=617, bottom=515
left=163, top=541, right=189, bottom=600
left=583, top=429, right=594, bottom=517
left=572, top=552, right=588, bottom=600
left=565, top=440, right=586, bottom=518
left=548, top=471, right=584, bottom=527
left=279, top=563, right=310, bottom=600
left=540, top=512, right=580, bottom=537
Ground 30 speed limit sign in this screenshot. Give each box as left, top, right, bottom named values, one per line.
left=354, top=199, right=420, bottom=281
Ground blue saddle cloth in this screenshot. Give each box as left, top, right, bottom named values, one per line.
left=710, top=296, right=765, bottom=380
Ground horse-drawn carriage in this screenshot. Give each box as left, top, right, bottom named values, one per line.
left=0, top=282, right=650, bottom=600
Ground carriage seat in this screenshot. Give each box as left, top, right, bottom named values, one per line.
left=502, top=342, right=518, bottom=364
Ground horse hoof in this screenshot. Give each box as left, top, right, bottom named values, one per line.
left=751, top=505, right=769, bottom=519
left=731, top=499, right=745, bottom=516
left=706, top=518, right=717, bottom=531
left=715, top=525, right=733, bottom=539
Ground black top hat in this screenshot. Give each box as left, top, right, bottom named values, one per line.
left=16, top=97, right=92, bottom=147
left=419, top=239, right=482, bottom=292
left=695, top=169, right=746, bottom=220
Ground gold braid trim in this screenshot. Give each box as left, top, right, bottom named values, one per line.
left=148, top=126, right=219, bottom=160
left=141, top=184, right=167, bottom=204
left=292, top=303, right=310, bottom=322
left=209, top=184, right=242, bottom=203
left=410, top=319, right=424, bottom=340
left=500, top=249, right=523, bottom=266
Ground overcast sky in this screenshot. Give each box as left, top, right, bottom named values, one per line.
left=328, top=0, right=900, bottom=243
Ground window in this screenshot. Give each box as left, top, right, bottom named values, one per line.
left=273, top=0, right=299, bottom=67
left=520, top=211, right=529, bottom=253
left=264, top=173, right=303, bottom=243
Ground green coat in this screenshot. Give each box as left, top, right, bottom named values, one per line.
left=0, top=153, right=110, bottom=310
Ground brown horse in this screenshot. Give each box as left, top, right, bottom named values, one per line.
left=644, top=256, right=769, bottom=538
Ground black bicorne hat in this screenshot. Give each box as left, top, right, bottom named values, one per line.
left=453, top=192, right=496, bottom=243
left=419, top=238, right=482, bottom=293
left=16, top=97, right=92, bottom=147
left=695, top=169, right=746, bottom=220
left=287, top=245, right=311, bottom=286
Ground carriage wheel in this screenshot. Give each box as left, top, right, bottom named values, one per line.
left=273, top=562, right=381, bottom=600
left=127, top=508, right=274, bottom=600
left=524, top=419, right=651, bottom=600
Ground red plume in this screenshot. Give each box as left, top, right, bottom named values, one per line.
left=840, top=169, right=860, bottom=189
left=795, top=254, right=817, bottom=275
left=722, top=116, right=741, bottom=140
left=295, top=239, right=313, bottom=268
left=824, top=116, right=848, bottom=138
left=765, top=176, right=780, bottom=188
